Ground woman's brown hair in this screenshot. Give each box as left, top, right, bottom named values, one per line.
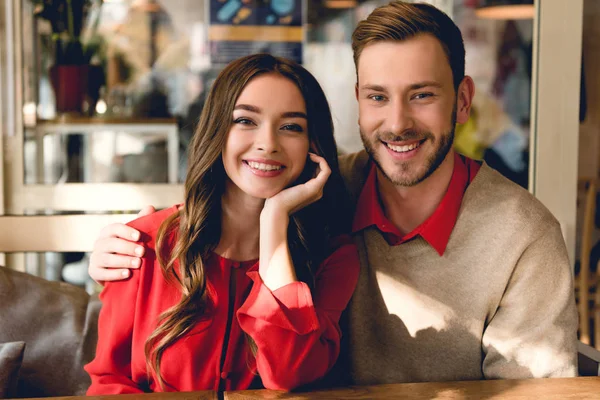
left=144, top=54, right=351, bottom=389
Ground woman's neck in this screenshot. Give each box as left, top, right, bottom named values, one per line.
left=215, top=181, right=263, bottom=261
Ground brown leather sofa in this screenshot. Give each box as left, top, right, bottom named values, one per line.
left=0, top=266, right=100, bottom=398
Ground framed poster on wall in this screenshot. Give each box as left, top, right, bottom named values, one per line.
left=209, top=0, right=304, bottom=65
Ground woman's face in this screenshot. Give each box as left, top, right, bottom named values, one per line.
left=222, top=73, right=310, bottom=200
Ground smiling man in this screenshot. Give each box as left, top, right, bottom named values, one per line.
left=87, top=1, right=577, bottom=386
left=337, top=1, right=577, bottom=384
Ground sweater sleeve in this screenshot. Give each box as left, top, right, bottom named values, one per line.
left=236, top=239, right=359, bottom=390
left=84, top=264, right=144, bottom=394
left=482, top=219, right=578, bottom=379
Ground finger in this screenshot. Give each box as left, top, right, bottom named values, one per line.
left=89, top=250, right=141, bottom=285
left=92, top=252, right=141, bottom=270
left=138, top=205, right=156, bottom=218
left=308, top=153, right=331, bottom=185
left=90, top=267, right=133, bottom=284
left=308, top=152, right=330, bottom=171
left=93, top=236, right=145, bottom=258
left=97, top=222, right=141, bottom=241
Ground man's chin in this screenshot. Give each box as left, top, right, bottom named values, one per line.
left=385, top=170, right=425, bottom=187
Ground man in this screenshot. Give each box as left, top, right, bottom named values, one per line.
left=89, top=1, right=577, bottom=384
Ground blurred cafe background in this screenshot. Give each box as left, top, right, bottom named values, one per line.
left=1, top=0, right=600, bottom=347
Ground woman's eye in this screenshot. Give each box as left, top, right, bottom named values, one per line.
left=281, top=124, right=304, bottom=132
left=234, top=118, right=254, bottom=125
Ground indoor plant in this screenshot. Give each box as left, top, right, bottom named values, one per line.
left=32, top=0, right=105, bottom=114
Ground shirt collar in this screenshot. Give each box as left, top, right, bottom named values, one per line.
left=352, top=152, right=477, bottom=256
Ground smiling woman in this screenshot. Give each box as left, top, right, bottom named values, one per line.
left=84, top=53, right=360, bottom=394
left=223, top=73, right=310, bottom=199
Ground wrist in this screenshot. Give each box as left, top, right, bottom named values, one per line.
left=260, top=205, right=289, bottom=227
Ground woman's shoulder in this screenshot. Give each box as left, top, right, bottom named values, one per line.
left=314, top=234, right=360, bottom=280
left=328, top=234, right=355, bottom=252
left=321, top=234, right=358, bottom=266
left=126, top=204, right=181, bottom=247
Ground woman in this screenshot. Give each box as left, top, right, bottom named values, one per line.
left=84, top=54, right=359, bottom=394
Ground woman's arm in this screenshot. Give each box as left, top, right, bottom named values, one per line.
left=237, top=238, right=359, bottom=390
left=257, top=153, right=330, bottom=291
left=84, top=257, right=146, bottom=394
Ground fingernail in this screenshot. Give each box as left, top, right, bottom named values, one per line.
left=131, top=231, right=140, bottom=241
left=135, top=246, right=144, bottom=256
left=122, top=270, right=130, bottom=277
left=131, top=258, right=141, bottom=268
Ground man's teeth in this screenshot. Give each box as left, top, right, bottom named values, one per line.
left=247, top=161, right=282, bottom=171
left=385, top=142, right=420, bottom=153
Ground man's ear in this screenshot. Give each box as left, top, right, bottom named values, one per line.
left=355, top=83, right=360, bottom=126
left=456, top=76, right=475, bottom=124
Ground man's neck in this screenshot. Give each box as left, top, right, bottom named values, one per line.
left=377, top=151, right=455, bottom=235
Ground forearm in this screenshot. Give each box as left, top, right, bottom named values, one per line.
left=238, top=240, right=360, bottom=390
left=237, top=273, right=338, bottom=390
left=482, top=223, right=578, bottom=378
left=250, top=312, right=339, bottom=390
left=259, top=209, right=298, bottom=291
left=87, top=375, right=145, bottom=395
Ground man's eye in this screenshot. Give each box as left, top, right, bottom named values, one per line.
left=369, top=95, right=386, bottom=102
left=413, top=93, right=433, bottom=100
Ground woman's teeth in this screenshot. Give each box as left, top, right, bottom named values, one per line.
left=247, top=161, right=282, bottom=171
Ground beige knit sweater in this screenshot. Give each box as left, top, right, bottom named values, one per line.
left=338, top=151, right=578, bottom=384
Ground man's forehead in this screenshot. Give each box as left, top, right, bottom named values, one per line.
left=357, top=36, right=453, bottom=86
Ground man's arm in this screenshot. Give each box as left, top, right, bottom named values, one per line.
left=482, top=218, right=578, bottom=378
left=88, top=206, right=155, bottom=284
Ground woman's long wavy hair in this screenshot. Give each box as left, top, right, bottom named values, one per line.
left=145, top=54, right=351, bottom=389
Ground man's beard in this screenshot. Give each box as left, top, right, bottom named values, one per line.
left=360, top=107, right=457, bottom=187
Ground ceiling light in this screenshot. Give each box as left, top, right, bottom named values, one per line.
left=475, top=0, right=534, bottom=20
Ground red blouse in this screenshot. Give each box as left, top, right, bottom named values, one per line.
left=85, top=206, right=359, bottom=393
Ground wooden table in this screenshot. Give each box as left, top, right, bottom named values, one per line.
left=13, top=378, right=600, bottom=400
left=225, top=377, right=600, bottom=399
left=34, top=391, right=217, bottom=400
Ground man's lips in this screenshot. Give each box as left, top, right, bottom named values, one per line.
left=381, top=139, right=425, bottom=153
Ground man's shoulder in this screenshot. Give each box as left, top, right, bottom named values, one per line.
left=338, top=150, right=371, bottom=199
left=339, top=150, right=370, bottom=176
left=466, top=164, right=559, bottom=230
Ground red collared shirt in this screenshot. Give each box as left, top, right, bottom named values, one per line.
left=352, top=152, right=481, bottom=256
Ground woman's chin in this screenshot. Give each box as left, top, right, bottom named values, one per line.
left=240, top=186, right=282, bottom=200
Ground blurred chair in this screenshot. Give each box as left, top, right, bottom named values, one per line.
left=0, top=213, right=135, bottom=291
left=579, top=340, right=600, bottom=376
left=0, top=214, right=134, bottom=253
left=576, top=178, right=597, bottom=345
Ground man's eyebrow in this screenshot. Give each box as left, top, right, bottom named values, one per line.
left=408, top=81, right=444, bottom=90
left=359, top=81, right=444, bottom=92
left=359, top=84, right=387, bottom=92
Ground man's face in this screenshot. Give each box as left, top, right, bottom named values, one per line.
left=356, top=34, right=471, bottom=187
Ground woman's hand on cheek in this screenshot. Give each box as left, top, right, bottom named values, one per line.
left=258, top=153, right=330, bottom=289
left=261, top=153, right=331, bottom=220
